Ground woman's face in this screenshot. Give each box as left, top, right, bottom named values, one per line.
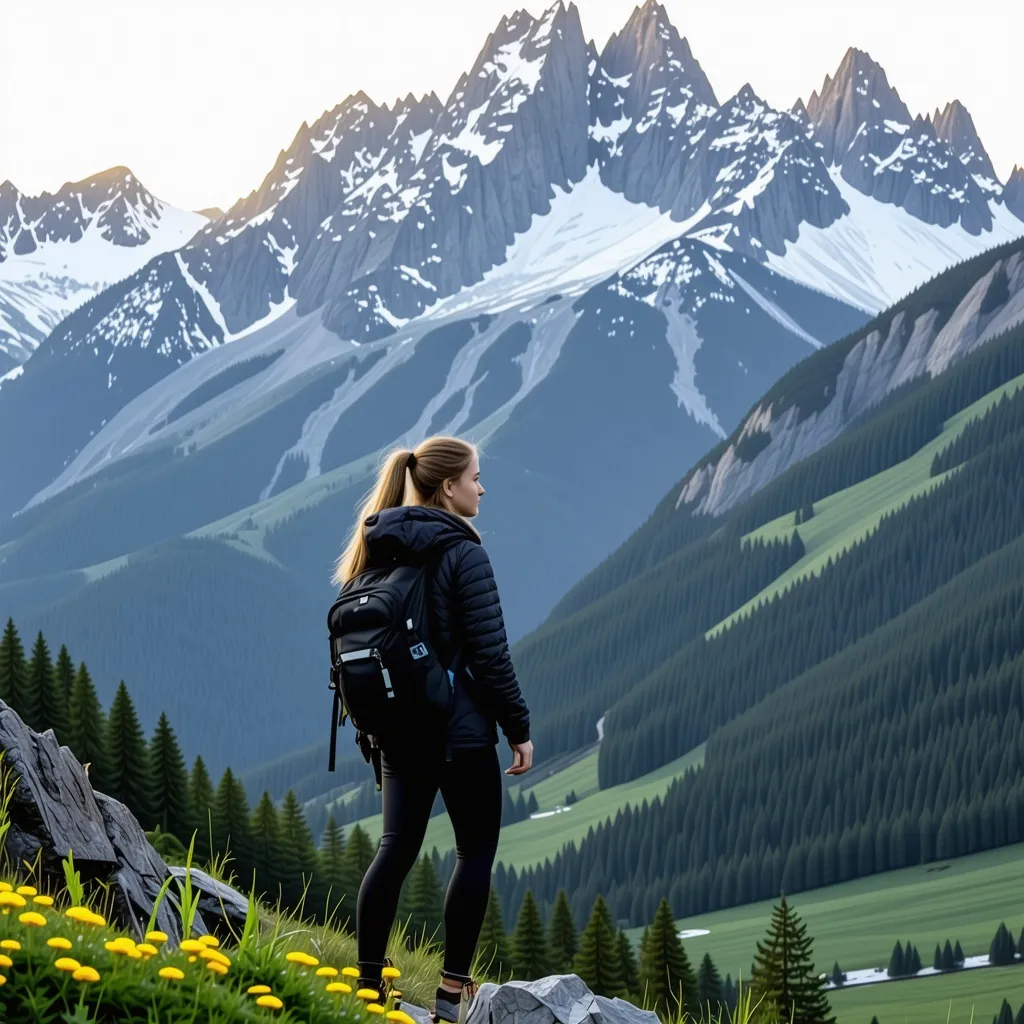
left=443, top=452, right=484, bottom=517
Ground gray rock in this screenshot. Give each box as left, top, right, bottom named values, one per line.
left=464, top=975, right=660, bottom=1024
left=167, top=864, right=250, bottom=942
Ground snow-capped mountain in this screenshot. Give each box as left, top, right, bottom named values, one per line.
left=1004, top=167, right=1024, bottom=222
left=0, top=169, right=206, bottom=375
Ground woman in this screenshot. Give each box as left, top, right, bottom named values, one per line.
left=332, top=435, right=533, bottom=1023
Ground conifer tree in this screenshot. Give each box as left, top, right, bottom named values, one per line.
left=106, top=681, right=156, bottom=828
left=639, top=897, right=695, bottom=1018
left=933, top=944, right=944, bottom=971
left=150, top=712, right=189, bottom=842
left=32, top=633, right=69, bottom=742
left=67, top=662, right=112, bottom=794
left=212, top=767, right=252, bottom=879
left=477, top=888, right=512, bottom=981
left=249, top=792, right=282, bottom=901
left=697, top=952, right=723, bottom=1011
left=887, top=940, right=905, bottom=978
left=0, top=619, right=26, bottom=706
left=954, top=940, right=965, bottom=967
left=278, top=790, right=317, bottom=912
left=989, top=923, right=1016, bottom=966
left=511, top=890, right=551, bottom=980
left=18, top=630, right=49, bottom=731
left=343, top=824, right=375, bottom=907
left=187, top=756, right=216, bottom=864
left=574, top=894, right=624, bottom=998
left=907, top=943, right=921, bottom=974
left=750, top=896, right=834, bottom=1024
left=54, top=645, right=75, bottom=702
left=405, top=854, right=445, bottom=948
left=318, top=814, right=347, bottom=922
left=996, top=999, right=1014, bottom=1024
left=617, top=930, right=640, bottom=1000
left=830, top=962, right=844, bottom=986
left=548, top=889, right=578, bottom=973
left=942, top=940, right=956, bottom=971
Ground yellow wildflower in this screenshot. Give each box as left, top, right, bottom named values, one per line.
left=18, top=911, right=47, bottom=927
left=159, top=966, right=185, bottom=980
left=0, top=882, right=11, bottom=892
left=200, top=948, right=231, bottom=968
left=387, top=1013, right=417, bottom=1024
left=0, top=975, right=6, bottom=986
left=188, top=955, right=198, bottom=963
left=73, top=965, right=101, bottom=983
left=0, top=955, right=11, bottom=968
left=33, top=895, right=55, bottom=907
left=247, top=984, right=272, bottom=994
left=256, top=995, right=284, bottom=1010
left=382, top=966, right=401, bottom=980
left=104, top=938, right=138, bottom=955
left=0, top=893, right=26, bottom=908
left=367, top=1003, right=386, bottom=1014
left=326, top=982, right=353, bottom=994
left=206, top=960, right=229, bottom=976
left=316, top=966, right=339, bottom=977
left=179, top=939, right=204, bottom=954
left=64, top=906, right=104, bottom=926
left=357, top=988, right=381, bottom=1001
left=137, top=943, right=159, bottom=957
left=0, top=940, right=20, bottom=951
left=342, top=966, right=360, bottom=977
left=47, top=936, right=73, bottom=950
left=55, top=957, right=81, bottom=973
left=285, top=950, right=320, bottom=967
left=197, top=934, right=220, bottom=948
left=145, top=930, right=169, bottom=944
left=15, top=885, right=37, bottom=896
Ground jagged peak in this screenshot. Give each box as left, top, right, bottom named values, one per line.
left=806, top=46, right=906, bottom=118
left=727, top=82, right=767, bottom=110
left=791, top=97, right=809, bottom=120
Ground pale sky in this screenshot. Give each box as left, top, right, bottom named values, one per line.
left=1, top=0, right=1019, bottom=212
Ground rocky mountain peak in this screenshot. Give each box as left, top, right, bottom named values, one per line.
left=1003, top=165, right=1024, bottom=220
left=930, top=99, right=999, bottom=184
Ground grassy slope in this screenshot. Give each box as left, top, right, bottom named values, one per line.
left=623, top=843, right=1024, bottom=980
left=830, top=966, right=1024, bottom=1024
left=708, top=370, right=1024, bottom=638
left=350, top=744, right=705, bottom=867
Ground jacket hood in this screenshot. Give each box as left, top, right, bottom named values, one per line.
left=363, top=505, right=480, bottom=564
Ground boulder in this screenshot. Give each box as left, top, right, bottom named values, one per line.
left=0, top=699, right=245, bottom=943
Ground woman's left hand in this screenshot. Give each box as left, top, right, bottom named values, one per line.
left=505, top=740, right=534, bottom=776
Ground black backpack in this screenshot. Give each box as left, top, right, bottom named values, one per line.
left=326, top=542, right=459, bottom=773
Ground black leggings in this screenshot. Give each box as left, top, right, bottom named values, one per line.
left=356, top=744, right=502, bottom=984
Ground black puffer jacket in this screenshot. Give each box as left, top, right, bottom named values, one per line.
left=362, top=505, right=530, bottom=750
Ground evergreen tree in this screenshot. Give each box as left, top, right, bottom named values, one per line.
left=989, top=923, right=1016, bottom=966
left=34, top=635, right=70, bottom=742
left=149, top=712, right=189, bottom=842
left=526, top=792, right=539, bottom=816
left=249, top=792, right=282, bottom=901
left=638, top=897, right=693, bottom=1016
left=995, top=999, right=1014, bottom=1024
left=512, top=890, right=551, bottom=981
left=0, top=619, right=26, bottom=706
left=942, top=940, right=956, bottom=972
left=19, top=630, right=49, bottom=731
left=750, top=896, right=834, bottom=1024
left=67, top=662, right=112, bottom=794
left=617, top=930, right=640, bottom=1000
left=187, top=756, right=216, bottom=864
left=105, top=681, right=156, bottom=828
left=318, top=814, right=347, bottom=923
left=696, top=952, right=723, bottom=1012
left=830, top=962, right=844, bottom=986
left=342, top=824, right=376, bottom=913
left=933, top=944, right=944, bottom=971
left=887, top=940, right=905, bottom=977
left=954, top=940, right=965, bottom=967
left=906, top=943, right=921, bottom=974
left=477, top=888, right=512, bottom=982
left=1015, top=1001, right=1024, bottom=1024
left=573, top=894, right=624, bottom=998
left=212, top=767, right=252, bottom=880
left=405, top=854, right=444, bottom=948
left=277, top=790, right=317, bottom=912
left=548, top=889, right=578, bottom=973
left=54, top=645, right=75, bottom=702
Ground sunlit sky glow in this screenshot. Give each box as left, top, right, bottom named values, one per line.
left=1, top=0, right=1019, bottom=212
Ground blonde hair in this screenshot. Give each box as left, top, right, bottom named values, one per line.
left=332, top=435, right=479, bottom=587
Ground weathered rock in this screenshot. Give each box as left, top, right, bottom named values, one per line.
left=0, top=699, right=247, bottom=944
left=463, top=975, right=661, bottom=1024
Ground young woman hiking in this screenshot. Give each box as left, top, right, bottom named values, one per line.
left=332, top=435, right=533, bottom=1023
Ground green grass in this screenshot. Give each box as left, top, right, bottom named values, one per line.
left=830, top=965, right=1024, bottom=1024
left=708, top=370, right=1024, bottom=638
left=624, top=844, right=1024, bottom=982
left=351, top=744, right=705, bottom=868
left=516, top=748, right=601, bottom=810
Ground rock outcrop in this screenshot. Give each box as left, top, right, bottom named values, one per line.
left=0, top=699, right=246, bottom=944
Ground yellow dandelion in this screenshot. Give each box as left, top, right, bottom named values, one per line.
left=137, top=943, right=159, bottom=957
left=0, top=882, right=11, bottom=892
left=47, top=936, right=73, bottom=950
left=15, top=885, right=37, bottom=896
left=367, top=1003, right=386, bottom=1014
left=256, top=995, right=284, bottom=1010
left=33, top=895, right=55, bottom=907
left=326, top=982, right=353, bottom=994
left=342, top=966, right=360, bottom=977
left=0, top=975, right=6, bottom=987
left=188, top=955, right=198, bottom=963
left=104, top=938, right=138, bottom=955
left=145, top=930, right=169, bottom=944
left=200, top=948, right=231, bottom=968
left=357, top=988, right=381, bottom=1001
left=159, top=966, right=185, bottom=980
left=285, top=950, right=320, bottom=967
left=382, top=966, right=401, bottom=980
left=179, top=939, right=204, bottom=954
left=64, top=906, right=104, bottom=926
left=206, top=959, right=229, bottom=976
left=247, top=984, right=272, bottom=994
left=18, top=911, right=47, bottom=927
left=72, top=965, right=101, bottom=983
left=387, top=1012, right=417, bottom=1024
left=55, top=957, right=82, bottom=973
left=316, top=966, right=339, bottom=977
left=0, top=940, right=20, bottom=951
left=0, top=954, right=11, bottom=968
left=197, top=934, right=220, bottom=948
left=0, top=893, right=26, bottom=908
